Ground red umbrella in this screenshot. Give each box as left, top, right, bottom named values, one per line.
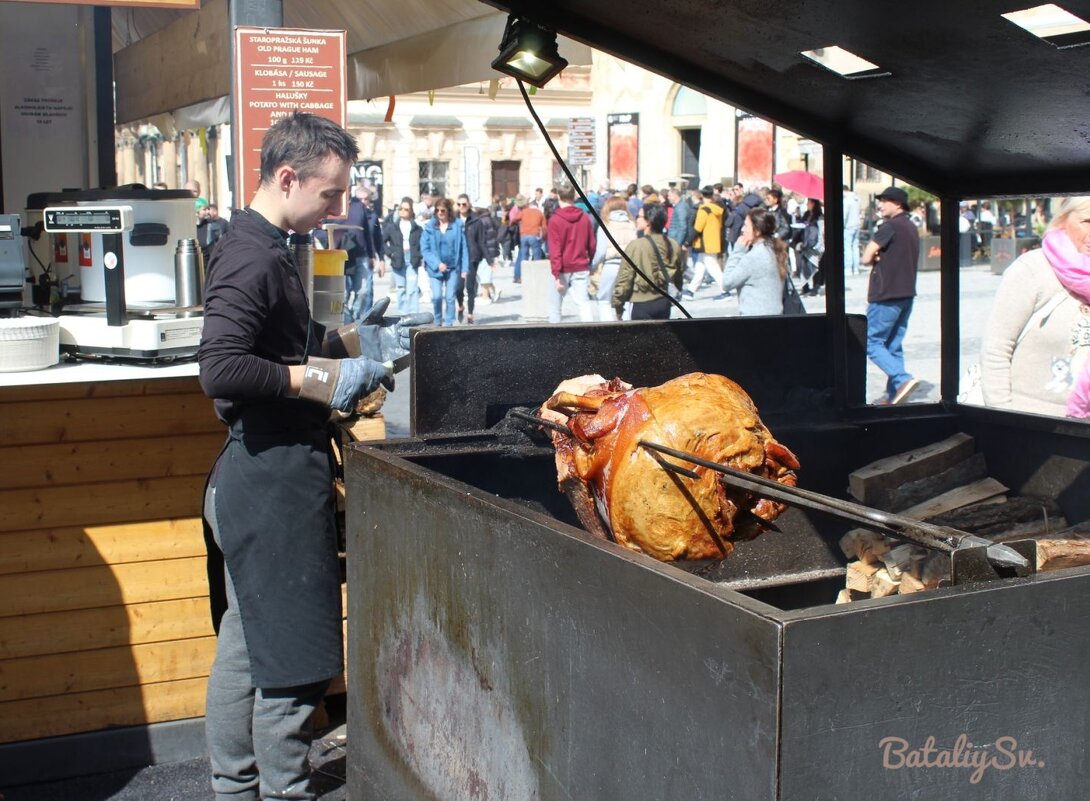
left=773, top=170, right=825, bottom=201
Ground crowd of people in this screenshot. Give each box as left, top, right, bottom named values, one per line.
left=306, top=177, right=845, bottom=327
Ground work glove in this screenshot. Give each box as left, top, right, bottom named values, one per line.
left=323, top=297, right=433, bottom=370
left=297, top=356, right=392, bottom=412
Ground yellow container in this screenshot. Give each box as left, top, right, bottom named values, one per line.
left=311, top=249, right=346, bottom=328
left=313, top=249, right=347, bottom=276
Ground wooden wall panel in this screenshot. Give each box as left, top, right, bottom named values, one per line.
left=0, top=598, right=214, bottom=661
left=0, top=519, right=206, bottom=576
left=1, top=395, right=220, bottom=446
left=0, top=432, right=224, bottom=490
left=0, top=677, right=208, bottom=745
left=0, top=557, right=208, bottom=617
left=1, top=475, right=207, bottom=532
left=0, top=637, right=216, bottom=703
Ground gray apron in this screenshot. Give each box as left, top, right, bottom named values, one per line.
left=204, top=403, right=343, bottom=687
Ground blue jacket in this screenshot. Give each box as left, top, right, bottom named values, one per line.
left=421, top=217, right=469, bottom=280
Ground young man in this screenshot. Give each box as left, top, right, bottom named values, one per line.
left=862, top=186, right=922, bottom=405
left=546, top=183, right=597, bottom=324
left=198, top=112, right=430, bottom=801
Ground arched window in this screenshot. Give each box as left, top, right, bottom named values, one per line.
left=671, top=87, right=707, bottom=117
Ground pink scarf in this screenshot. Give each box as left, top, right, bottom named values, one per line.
left=1042, top=229, right=1090, bottom=417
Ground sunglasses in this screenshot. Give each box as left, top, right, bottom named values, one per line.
left=457, top=202, right=469, bottom=207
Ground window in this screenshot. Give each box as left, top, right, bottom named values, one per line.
left=419, top=161, right=449, bottom=198
left=671, top=87, right=707, bottom=117
left=854, top=161, right=881, bottom=182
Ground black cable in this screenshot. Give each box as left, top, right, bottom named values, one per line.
left=515, top=79, right=692, bottom=319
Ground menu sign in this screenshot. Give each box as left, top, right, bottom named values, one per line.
left=233, top=27, right=346, bottom=206
left=567, top=117, right=596, bottom=166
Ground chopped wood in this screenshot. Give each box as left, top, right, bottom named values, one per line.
left=836, top=588, right=853, bottom=604
left=1036, top=536, right=1090, bottom=571
left=899, top=573, right=926, bottom=594
left=879, top=544, right=920, bottom=579
left=925, top=495, right=1062, bottom=538
left=899, top=477, right=1008, bottom=521
left=849, top=433, right=976, bottom=509
left=838, top=531, right=859, bottom=560
left=846, top=560, right=880, bottom=593
left=920, top=555, right=948, bottom=589
left=869, top=567, right=900, bottom=598
left=887, top=453, right=988, bottom=512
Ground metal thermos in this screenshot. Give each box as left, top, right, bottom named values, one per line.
left=174, top=238, right=204, bottom=315
left=289, top=232, right=315, bottom=302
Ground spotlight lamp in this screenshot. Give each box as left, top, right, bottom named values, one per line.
left=491, top=15, right=568, bottom=88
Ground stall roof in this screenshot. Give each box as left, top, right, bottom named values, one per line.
left=111, top=0, right=589, bottom=126
left=485, top=0, right=1090, bottom=197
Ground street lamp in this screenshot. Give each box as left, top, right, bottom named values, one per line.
left=491, top=16, right=568, bottom=88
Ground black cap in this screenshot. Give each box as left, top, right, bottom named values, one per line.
left=876, top=186, right=909, bottom=209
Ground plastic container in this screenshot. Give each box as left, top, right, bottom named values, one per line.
left=311, top=249, right=346, bottom=329
left=0, top=317, right=60, bottom=372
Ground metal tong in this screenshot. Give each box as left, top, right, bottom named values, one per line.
left=637, top=439, right=1030, bottom=570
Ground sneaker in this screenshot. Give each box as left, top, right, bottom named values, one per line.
left=713, top=292, right=732, bottom=301
left=681, top=289, right=695, bottom=299
left=891, top=377, right=921, bottom=405
left=493, top=288, right=502, bottom=301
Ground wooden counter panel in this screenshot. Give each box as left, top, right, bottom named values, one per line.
left=2, top=475, right=206, bottom=533
left=0, top=597, right=214, bottom=660
left=0, top=519, right=206, bottom=576
left=0, top=636, right=216, bottom=703
left=0, top=557, right=209, bottom=618
left=2, top=394, right=220, bottom=446
left=0, top=432, right=223, bottom=490
left=0, top=376, right=203, bottom=404
left=0, top=677, right=207, bottom=745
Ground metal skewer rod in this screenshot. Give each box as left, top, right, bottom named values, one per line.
left=637, top=439, right=1028, bottom=569
left=510, top=408, right=574, bottom=436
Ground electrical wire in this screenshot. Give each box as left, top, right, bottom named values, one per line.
left=515, top=79, right=692, bottom=319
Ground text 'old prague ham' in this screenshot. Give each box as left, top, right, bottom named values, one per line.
left=541, top=372, right=800, bottom=561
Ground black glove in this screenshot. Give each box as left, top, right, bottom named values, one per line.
left=323, top=297, right=433, bottom=371
left=297, top=356, right=391, bottom=412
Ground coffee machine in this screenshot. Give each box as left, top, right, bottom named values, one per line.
left=39, top=194, right=205, bottom=362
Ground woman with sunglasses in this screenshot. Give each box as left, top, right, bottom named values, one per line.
left=421, top=196, right=469, bottom=326
left=382, top=196, right=423, bottom=314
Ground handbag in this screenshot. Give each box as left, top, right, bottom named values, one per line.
left=782, top=274, right=806, bottom=315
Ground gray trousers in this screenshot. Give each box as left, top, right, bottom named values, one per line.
left=204, top=485, right=330, bottom=801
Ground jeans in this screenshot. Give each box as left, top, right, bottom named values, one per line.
left=867, top=298, right=914, bottom=399
left=343, top=256, right=373, bottom=323
left=515, top=235, right=542, bottom=281
left=548, top=271, right=595, bottom=324
left=845, top=228, right=860, bottom=274
left=390, top=262, right=420, bottom=314
left=429, top=272, right=458, bottom=326
left=595, top=259, right=622, bottom=321
left=204, top=487, right=329, bottom=801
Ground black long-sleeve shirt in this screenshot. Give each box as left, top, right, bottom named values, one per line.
left=198, top=208, right=326, bottom=426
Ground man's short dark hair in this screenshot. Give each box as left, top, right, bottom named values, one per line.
left=556, top=183, right=577, bottom=202
left=259, top=112, right=359, bottom=185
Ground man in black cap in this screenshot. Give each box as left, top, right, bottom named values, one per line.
left=862, top=186, right=921, bottom=404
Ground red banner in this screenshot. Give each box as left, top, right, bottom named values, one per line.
left=233, top=27, right=346, bottom=207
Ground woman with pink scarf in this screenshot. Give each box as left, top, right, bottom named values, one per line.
left=980, top=197, right=1090, bottom=417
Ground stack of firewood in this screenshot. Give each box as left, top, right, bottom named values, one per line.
left=836, top=433, right=1090, bottom=603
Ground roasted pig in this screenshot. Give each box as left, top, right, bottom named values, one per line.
left=541, top=372, right=800, bottom=561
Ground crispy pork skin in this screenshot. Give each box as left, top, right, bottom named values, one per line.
left=542, top=373, right=799, bottom=561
